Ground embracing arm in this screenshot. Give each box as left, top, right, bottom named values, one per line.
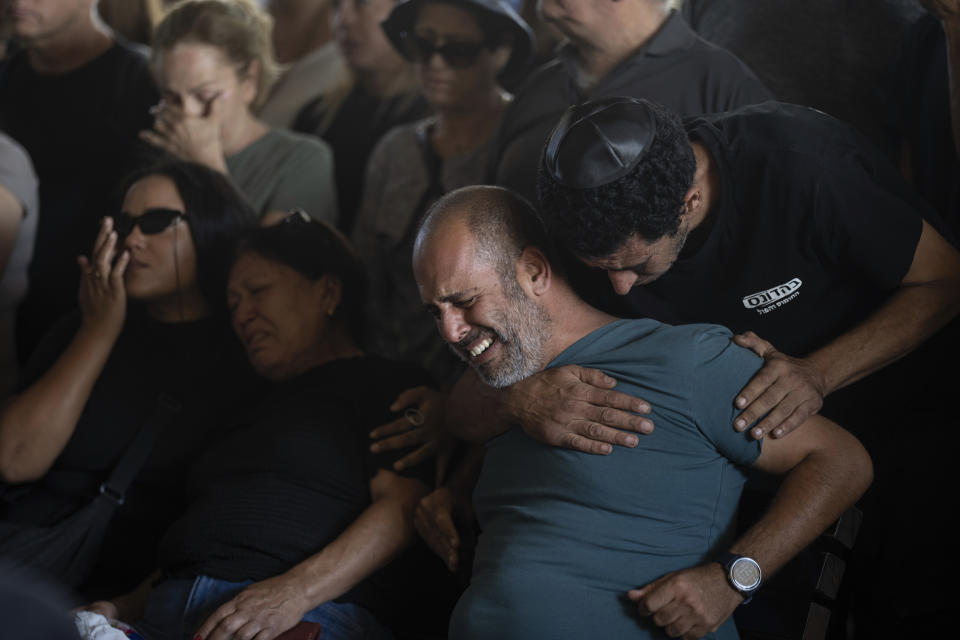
left=0, top=219, right=128, bottom=483
left=447, top=365, right=654, bottom=454
left=195, top=468, right=429, bottom=640
left=629, top=416, right=873, bottom=639
left=734, top=219, right=960, bottom=438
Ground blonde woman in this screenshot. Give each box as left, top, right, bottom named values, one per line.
left=142, top=0, right=339, bottom=224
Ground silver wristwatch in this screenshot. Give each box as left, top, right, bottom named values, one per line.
left=719, top=552, right=762, bottom=604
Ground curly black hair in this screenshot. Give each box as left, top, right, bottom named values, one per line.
left=537, top=101, right=696, bottom=260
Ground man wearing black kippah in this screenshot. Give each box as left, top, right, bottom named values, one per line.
left=535, top=96, right=960, bottom=633
left=537, top=96, right=960, bottom=444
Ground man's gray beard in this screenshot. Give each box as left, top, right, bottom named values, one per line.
left=461, top=279, right=551, bottom=389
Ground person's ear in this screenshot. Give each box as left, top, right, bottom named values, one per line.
left=239, top=59, right=261, bottom=106
left=317, top=274, right=343, bottom=316
left=490, top=43, right=512, bottom=76
left=682, top=184, right=701, bottom=219
left=517, top=246, right=551, bottom=297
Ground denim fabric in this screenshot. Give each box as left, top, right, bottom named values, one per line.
left=133, top=575, right=394, bottom=640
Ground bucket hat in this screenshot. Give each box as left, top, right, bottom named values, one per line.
left=382, top=0, right=534, bottom=85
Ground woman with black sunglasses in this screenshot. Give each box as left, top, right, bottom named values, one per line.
left=352, top=0, right=533, bottom=389
left=0, top=160, right=263, bottom=600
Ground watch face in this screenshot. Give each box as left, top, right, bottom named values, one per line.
left=731, top=558, right=761, bottom=590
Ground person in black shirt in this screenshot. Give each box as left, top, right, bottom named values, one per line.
left=292, top=0, right=430, bottom=235
left=0, top=160, right=260, bottom=598
left=536, top=96, right=960, bottom=443
left=88, top=216, right=450, bottom=640
left=0, top=0, right=160, bottom=364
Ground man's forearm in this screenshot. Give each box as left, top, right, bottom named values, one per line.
left=807, top=222, right=960, bottom=396
left=733, top=421, right=873, bottom=578
left=285, top=481, right=426, bottom=607
left=807, top=279, right=960, bottom=395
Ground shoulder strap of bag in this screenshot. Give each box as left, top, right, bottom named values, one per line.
left=97, top=393, right=182, bottom=506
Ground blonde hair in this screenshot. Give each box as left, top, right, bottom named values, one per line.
left=153, top=0, right=281, bottom=108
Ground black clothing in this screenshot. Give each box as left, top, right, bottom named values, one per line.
left=680, top=0, right=924, bottom=146
left=0, top=309, right=262, bottom=597
left=493, top=10, right=772, bottom=205
left=615, top=102, right=923, bottom=358
left=292, top=86, right=430, bottom=235
left=882, top=12, right=959, bottom=240
left=0, top=41, right=160, bottom=364
left=158, top=356, right=442, bottom=628
left=592, top=100, right=954, bottom=636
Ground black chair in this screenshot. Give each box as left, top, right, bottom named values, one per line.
left=733, top=482, right=863, bottom=640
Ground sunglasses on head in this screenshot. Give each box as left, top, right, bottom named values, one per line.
left=110, top=208, right=185, bottom=237
left=281, top=208, right=312, bottom=226
left=401, top=33, right=487, bottom=69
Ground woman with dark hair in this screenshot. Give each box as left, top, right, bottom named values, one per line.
left=86, top=215, right=453, bottom=640
left=0, top=160, right=262, bottom=598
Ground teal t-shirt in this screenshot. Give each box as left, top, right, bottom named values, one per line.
left=450, top=319, right=763, bottom=639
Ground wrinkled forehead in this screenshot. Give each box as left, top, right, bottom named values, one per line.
left=413, top=220, right=491, bottom=298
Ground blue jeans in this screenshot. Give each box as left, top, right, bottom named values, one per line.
left=134, top=575, right=395, bottom=640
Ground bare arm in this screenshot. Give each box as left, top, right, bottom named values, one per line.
left=195, top=468, right=429, bottom=640
left=0, top=219, right=128, bottom=483
left=629, top=415, right=873, bottom=639
left=447, top=365, right=654, bottom=454
left=734, top=219, right=960, bottom=438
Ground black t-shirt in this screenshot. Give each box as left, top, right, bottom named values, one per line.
left=0, top=309, right=264, bottom=595
left=882, top=12, right=960, bottom=240
left=0, top=41, right=160, bottom=362
left=612, top=102, right=923, bottom=358
left=292, top=85, right=430, bottom=236
left=158, top=355, right=443, bottom=625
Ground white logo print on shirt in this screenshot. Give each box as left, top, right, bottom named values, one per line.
left=742, top=278, right=803, bottom=315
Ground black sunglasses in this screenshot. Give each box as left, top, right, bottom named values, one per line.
left=401, top=33, right=487, bottom=69
left=110, top=208, right=185, bottom=237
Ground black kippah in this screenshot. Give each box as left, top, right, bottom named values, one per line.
left=542, top=96, right=657, bottom=189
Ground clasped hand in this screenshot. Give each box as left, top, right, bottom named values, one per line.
left=732, top=332, right=826, bottom=440
left=507, top=365, right=654, bottom=454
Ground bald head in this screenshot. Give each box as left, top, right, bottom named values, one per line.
left=413, top=186, right=561, bottom=388
left=414, top=185, right=559, bottom=284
